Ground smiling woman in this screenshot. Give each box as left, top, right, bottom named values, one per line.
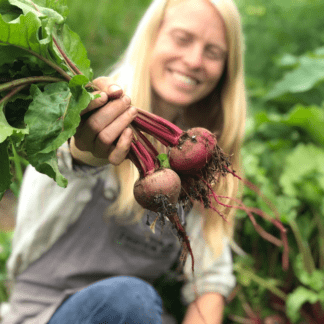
left=3, top=0, right=246, bottom=323
left=150, top=0, right=228, bottom=109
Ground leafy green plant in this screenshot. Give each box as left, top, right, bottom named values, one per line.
left=265, top=49, right=324, bottom=107
left=0, top=0, right=98, bottom=200
left=227, top=47, right=324, bottom=323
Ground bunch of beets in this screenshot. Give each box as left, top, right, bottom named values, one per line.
left=127, top=109, right=289, bottom=275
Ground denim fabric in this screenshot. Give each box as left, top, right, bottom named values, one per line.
left=48, top=276, right=163, bottom=324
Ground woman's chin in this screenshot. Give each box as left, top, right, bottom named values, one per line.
left=162, top=93, right=197, bottom=108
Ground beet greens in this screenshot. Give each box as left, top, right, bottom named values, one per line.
left=0, top=0, right=98, bottom=198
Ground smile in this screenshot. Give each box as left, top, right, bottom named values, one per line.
left=168, top=69, right=200, bottom=86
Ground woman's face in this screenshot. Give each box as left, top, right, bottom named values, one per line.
left=149, top=0, right=228, bottom=108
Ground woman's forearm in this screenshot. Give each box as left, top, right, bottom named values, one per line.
left=182, top=292, right=225, bottom=324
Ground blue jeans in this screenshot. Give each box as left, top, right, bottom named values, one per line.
left=48, top=276, right=163, bottom=324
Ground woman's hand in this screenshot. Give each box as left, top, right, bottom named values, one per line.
left=70, top=77, right=137, bottom=166
left=182, top=293, right=224, bottom=324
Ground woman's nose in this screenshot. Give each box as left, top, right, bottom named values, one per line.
left=183, top=45, right=204, bottom=69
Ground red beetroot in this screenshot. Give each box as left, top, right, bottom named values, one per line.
left=133, top=110, right=230, bottom=178
left=169, top=127, right=217, bottom=174
left=129, top=127, right=195, bottom=273
left=133, top=168, right=195, bottom=272
left=133, top=168, right=181, bottom=213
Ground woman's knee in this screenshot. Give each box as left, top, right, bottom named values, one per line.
left=107, top=276, right=161, bottom=302
left=90, top=276, right=163, bottom=323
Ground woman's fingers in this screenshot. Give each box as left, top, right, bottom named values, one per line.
left=76, top=95, right=132, bottom=150
left=92, top=77, right=116, bottom=92
left=93, top=105, right=137, bottom=157
left=107, top=127, right=133, bottom=165
left=80, top=84, right=123, bottom=116
left=92, top=78, right=124, bottom=100
left=80, top=91, right=108, bottom=116
left=74, top=95, right=137, bottom=162
left=72, top=76, right=137, bottom=165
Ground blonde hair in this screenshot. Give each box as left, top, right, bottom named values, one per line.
left=105, top=0, right=247, bottom=258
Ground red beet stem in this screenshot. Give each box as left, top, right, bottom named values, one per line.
left=130, top=125, right=159, bottom=163
left=137, top=142, right=155, bottom=174
left=137, top=108, right=183, bottom=137
left=222, top=166, right=289, bottom=270
left=129, top=136, right=156, bottom=177
left=133, top=116, right=181, bottom=147
left=216, top=194, right=289, bottom=270
left=224, top=165, right=282, bottom=221
left=128, top=145, right=142, bottom=171
left=130, top=142, right=149, bottom=176
left=132, top=108, right=183, bottom=147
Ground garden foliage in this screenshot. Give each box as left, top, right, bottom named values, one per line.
left=0, top=0, right=98, bottom=199
left=226, top=0, right=324, bottom=322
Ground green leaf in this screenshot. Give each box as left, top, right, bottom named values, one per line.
left=0, top=139, right=12, bottom=198
left=277, top=53, right=299, bottom=68
left=254, top=104, right=324, bottom=146
left=24, top=82, right=71, bottom=155
left=8, top=0, right=66, bottom=23
left=0, top=7, right=72, bottom=77
left=68, top=74, right=89, bottom=96
left=0, top=0, right=22, bottom=22
left=0, top=0, right=13, bottom=12
left=0, top=101, right=29, bottom=144
left=280, top=144, right=324, bottom=197
left=0, top=0, right=94, bottom=193
left=236, top=271, right=252, bottom=286
left=294, top=254, right=324, bottom=291
left=275, top=195, right=300, bottom=223
left=157, top=153, right=170, bottom=169
left=283, top=105, right=324, bottom=146
left=0, top=45, right=54, bottom=76
left=315, top=47, right=324, bottom=56
left=22, top=78, right=93, bottom=187
left=25, top=79, right=92, bottom=155
left=53, top=23, right=93, bottom=79
left=28, top=150, right=67, bottom=187
left=319, top=290, right=324, bottom=309
left=266, top=56, right=324, bottom=99
left=286, top=286, right=319, bottom=323
left=0, top=11, right=48, bottom=57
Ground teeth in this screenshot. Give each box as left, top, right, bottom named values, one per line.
left=172, top=71, right=198, bottom=85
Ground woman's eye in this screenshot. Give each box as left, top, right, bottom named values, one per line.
left=172, top=33, right=191, bottom=45
left=176, top=36, right=190, bottom=44
left=206, top=50, right=226, bottom=61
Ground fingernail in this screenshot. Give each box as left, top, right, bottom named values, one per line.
left=122, top=95, right=131, bottom=105
left=109, top=84, right=122, bottom=92
left=126, top=127, right=133, bottom=138
left=99, top=92, right=108, bottom=102
left=129, top=106, right=137, bottom=117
